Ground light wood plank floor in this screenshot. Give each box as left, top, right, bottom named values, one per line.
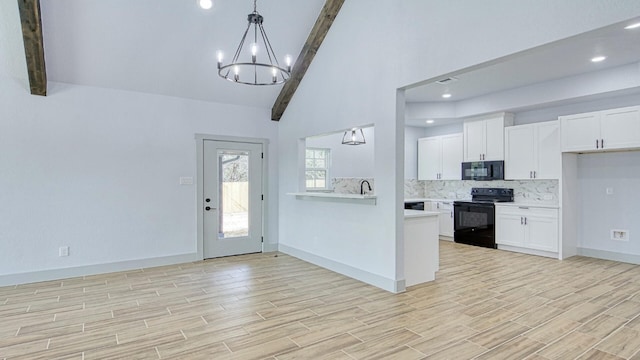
left=2, top=241, right=640, bottom=359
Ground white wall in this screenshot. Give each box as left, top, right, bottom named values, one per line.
left=277, top=0, right=640, bottom=292
left=0, top=78, right=278, bottom=283
left=578, top=151, right=640, bottom=256
left=306, top=127, right=374, bottom=179
left=0, top=0, right=28, bottom=86
left=404, top=126, right=424, bottom=179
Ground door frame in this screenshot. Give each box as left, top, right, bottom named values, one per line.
left=195, top=134, right=269, bottom=260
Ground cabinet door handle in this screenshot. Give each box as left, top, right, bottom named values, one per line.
left=596, top=139, right=599, bottom=149
left=450, top=211, right=453, bottom=218
left=533, top=171, right=537, bottom=179
left=601, top=139, right=604, bottom=149
left=524, top=217, right=527, bottom=225
left=521, top=217, right=524, bottom=225
left=529, top=171, right=533, bottom=179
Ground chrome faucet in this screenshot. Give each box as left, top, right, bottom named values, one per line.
left=360, top=180, right=372, bottom=195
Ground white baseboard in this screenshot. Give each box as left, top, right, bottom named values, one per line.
left=497, top=244, right=559, bottom=259
left=577, top=248, right=640, bottom=265
left=0, top=253, right=199, bottom=287
left=278, top=244, right=405, bottom=293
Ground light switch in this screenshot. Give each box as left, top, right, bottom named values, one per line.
left=180, top=177, right=194, bottom=185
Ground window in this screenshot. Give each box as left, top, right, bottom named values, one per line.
left=305, top=148, right=330, bottom=190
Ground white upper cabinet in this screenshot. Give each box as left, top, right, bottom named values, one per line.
left=441, top=134, right=463, bottom=179
left=463, top=113, right=514, bottom=161
left=418, top=133, right=462, bottom=180
left=417, top=137, right=441, bottom=180
left=560, top=106, right=640, bottom=152
left=505, top=121, right=560, bottom=180
left=600, top=107, right=640, bottom=150
left=464, top=120, right=486, bottom=161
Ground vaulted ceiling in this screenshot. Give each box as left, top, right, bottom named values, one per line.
left=7, top=0, right=335, bottom=111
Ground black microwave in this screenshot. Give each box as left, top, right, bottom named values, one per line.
left=461, top=160, right=504, bottom=181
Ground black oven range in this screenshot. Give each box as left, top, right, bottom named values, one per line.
left=453, top=188, right=514, bottom=249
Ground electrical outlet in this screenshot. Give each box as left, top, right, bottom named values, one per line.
left=179, top=177, right=193, bottom=185
left=59, top=246, right=69, bottom=257
left=611, top=230, right=629, bottom=242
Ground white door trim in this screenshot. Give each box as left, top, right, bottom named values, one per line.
left=195, top=134, right=269, bottom=260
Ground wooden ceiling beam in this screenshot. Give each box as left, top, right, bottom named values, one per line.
left=18, top=0, right=47, bottom=96
left=271, top=0, right=344, bottom=121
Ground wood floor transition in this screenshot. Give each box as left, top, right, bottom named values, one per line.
left=2, top=241, right=640, bottom=359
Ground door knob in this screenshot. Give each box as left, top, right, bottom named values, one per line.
left=205, top=198, right=211, bottom=203
left=205, top=206, right=212, bottom=211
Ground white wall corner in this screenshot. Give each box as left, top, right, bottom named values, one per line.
left=279, top=244, right=406, bottom=293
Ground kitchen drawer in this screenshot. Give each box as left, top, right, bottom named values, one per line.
left=496, top=205, right=557, bottom=218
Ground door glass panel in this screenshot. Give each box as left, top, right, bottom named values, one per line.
left=218, top=150, right=250, bottom=239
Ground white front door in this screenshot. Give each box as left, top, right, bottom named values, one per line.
left=203, top=140, right=263, bottom=258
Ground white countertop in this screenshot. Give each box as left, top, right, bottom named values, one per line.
left=405, top=198, right=559, bottom=209
left=404, top=210, right=439, bottom=218
left=405, top=198, right=466, bottom=203
left=495, top=202, right=559, bottom=209
left=288, top=192, right=377, bottom=205
left=289, top=192, right=376, bottom=199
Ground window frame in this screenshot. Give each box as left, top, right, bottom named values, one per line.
left=305, top=147, right=331, bottom=190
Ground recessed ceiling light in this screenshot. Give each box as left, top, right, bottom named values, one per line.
left=442, top=93, right=452, bottom=99
left=426, top=120, right=435, bottom=124
left=624, top=22, right=640, bottom=30
left=199, top=0, right=213, bottom=10
left=591, top=56, right=607, bottom=63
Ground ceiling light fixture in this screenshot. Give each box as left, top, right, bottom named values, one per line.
left=217, top=0, right=291, bottom=85
left=624, top=22, right=640, bottom=30
left=199, top=0, right=213, bottom=10
left=426, top=120, right=435, bottom=124
left=342, top=128, right=366, bottom=145
left=591, top=56, right=607, bottom=63
left=442, top=93, right=452, bottom=99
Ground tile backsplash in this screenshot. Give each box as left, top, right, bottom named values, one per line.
left=404, top=179, right=424, bottom=199
left=332, top=177, right=375, bottom=194
left=405, top=179, right=559, bottom=204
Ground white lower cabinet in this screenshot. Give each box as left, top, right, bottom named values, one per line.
left=495, top=205, right=559, bottom=253
left=434, top=201, right=454, bottom=238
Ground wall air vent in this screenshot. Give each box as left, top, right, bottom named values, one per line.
left=436, top=77, right=458, bottom=85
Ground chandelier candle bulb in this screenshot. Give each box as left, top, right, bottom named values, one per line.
left=217, top=51, right=223, bottom=69
left=285, top=55, right=292, bottom=72
left=251, top=43, right=258, bottom=63
left=272, top=67, right=277, bottom=83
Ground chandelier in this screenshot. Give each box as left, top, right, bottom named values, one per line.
left=342, top=128, right=366, bottom=145
left=217, top=0, right=292, bottom=85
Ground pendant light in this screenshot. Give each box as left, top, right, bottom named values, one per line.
left=342, top=128, right=366, bottom=145
left=217, top=0, right=292, bottom=85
